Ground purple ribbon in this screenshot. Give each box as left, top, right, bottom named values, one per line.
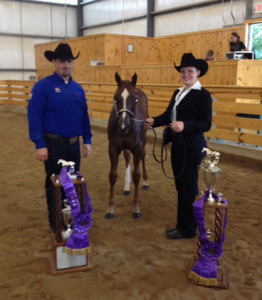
left=189, top=191, right=227, bottom=286
left=59, top=167, right=92, bottom=254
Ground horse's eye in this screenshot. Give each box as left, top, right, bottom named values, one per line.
left=133, top=97, right=138, bottom=102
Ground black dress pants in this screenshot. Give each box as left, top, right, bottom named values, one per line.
left=170, top=137, right=205, bottom=237
left=43, top=136, right=80, bottom=229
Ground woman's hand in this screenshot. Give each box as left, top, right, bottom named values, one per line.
left=170, top=121, right=184, bottom=133
left=145, top=118, right=154, bottom=130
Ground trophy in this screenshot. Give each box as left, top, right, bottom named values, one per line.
left=62, top=199, right=73, bottom=240
left=58, top=159, right=77, bottom=180
left=202, top=147, right=220, bottom=203
left=189, top=148, right=227, bottom=288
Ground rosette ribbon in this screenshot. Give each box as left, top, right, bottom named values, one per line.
left=189, top=191, right=227, bottom=287
left=59, top=167, right=92, bottom=255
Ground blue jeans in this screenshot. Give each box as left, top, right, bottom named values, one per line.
left=44, top=136, right=80, bottom=229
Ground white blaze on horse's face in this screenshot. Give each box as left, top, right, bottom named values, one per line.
left=120, top=88, right=129, bottom=130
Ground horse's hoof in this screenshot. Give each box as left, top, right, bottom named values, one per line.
left=105, top=213, right=114, bottom=219
left=133, top=212, right=141, bottom=219
left=123, top=190, right=130, bottom=196
left=143, top=185, right=149, bottom=190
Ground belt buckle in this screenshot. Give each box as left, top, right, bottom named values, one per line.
left=69, top=136, right=78, bottom=144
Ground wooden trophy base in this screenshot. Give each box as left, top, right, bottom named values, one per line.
left=190, top=254, right=227, bottom=289
left=189, top=196, right=227, bottom=288
left=49, top=232, right=92, bottom=276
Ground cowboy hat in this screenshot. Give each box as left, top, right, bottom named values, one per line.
left=174, top=53, right=208, bottom=77
left=44, top=43, right=80, bottom=62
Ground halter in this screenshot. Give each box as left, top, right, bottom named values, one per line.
left=114, top=99, right=134, bottom=118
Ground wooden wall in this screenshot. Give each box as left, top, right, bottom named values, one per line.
left=2, top=80, right=261, bottom=148
left=35, top=35, right=106, bottom=81
left=87, top=60, right=262, bottom=86
left=35, top=26, right=245, bottom=83
left=154, top=26, right=245, bottom=64
left=107, top=35, right=155, bottom=66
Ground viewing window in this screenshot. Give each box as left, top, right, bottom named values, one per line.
left=245, top=19, right=262, bottom=60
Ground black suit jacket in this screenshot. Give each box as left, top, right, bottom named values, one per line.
left=153, top=87, right=212, bottom=155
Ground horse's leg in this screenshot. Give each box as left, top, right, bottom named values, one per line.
left=132, top=153, right=141, bottom=219
left=123, top=149, right=131, bottom=196
left=141, top=147, right=149, bottom=190
left=106, top=144, right=119, bottom=219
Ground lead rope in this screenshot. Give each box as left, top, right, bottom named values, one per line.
left=125, top=119, right=186, bottom=180
left=146, top=121, right=187, bottom=180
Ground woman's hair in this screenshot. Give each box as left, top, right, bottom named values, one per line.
left=231, top=32, right=240, bottom=42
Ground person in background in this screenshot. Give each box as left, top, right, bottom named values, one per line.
left=203, top=49, right=216, bottom=61
left=230, top=32, right=247, bottom=51
left=146, top=53, right=212, bottom=239
left=27, top=43, right=92, bottom=230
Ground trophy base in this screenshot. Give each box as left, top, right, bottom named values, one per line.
left=189, top=196, right=227, bottom=289
left=189, top=255, right=227, bottom=289
left=49, top=232, right=92, bottom=276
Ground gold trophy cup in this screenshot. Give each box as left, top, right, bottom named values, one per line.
left=202, top=148, right=220, bottom=203
left=62, top=199, right=73, bottom=240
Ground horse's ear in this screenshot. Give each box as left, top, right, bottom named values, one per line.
left=115, top=72, right=121, bottom=86
left=131, top=73, right=137, bottom=86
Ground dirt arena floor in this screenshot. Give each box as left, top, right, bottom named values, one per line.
left=0, top=106, right=261, bottom=300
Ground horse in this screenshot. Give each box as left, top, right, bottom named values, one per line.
left=106, top=72, right=149, bottom=219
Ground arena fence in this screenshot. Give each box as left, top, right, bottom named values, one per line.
left=0, top=80, right=261, bottom=148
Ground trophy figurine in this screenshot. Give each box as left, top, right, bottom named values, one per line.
left=58, top=159, right=77, bottom=180
left=62, top=199, right=73, bottom=240
left=202, top=147, right=220, bottom=203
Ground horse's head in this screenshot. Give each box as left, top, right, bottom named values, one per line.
left=113, top=72, right=138, bottom=134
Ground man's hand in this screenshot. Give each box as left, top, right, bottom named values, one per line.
left=35, top=148, right=48, bottom=162
left=83, top=144, right=91, bottom=158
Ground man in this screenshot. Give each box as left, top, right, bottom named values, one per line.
left=27, top=43, right=92, bottom=229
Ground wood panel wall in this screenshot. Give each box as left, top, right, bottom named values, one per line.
left=35, top=26, right=246, bottom=84
left=154, top=26, right=245, bottom=64
left=35, top=35, right=106, bottom=81
left=1, top=80, right=261, bottom=148
left=88, top=60, right=262, bottom=86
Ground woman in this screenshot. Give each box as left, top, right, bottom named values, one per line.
left=203, top=49, right=216, bottom=61
left=146, top=53, right=212, bottom=239
left=230, top=32, right=247, bottom=51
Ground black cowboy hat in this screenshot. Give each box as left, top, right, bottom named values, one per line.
left=174, top=53, right=208, bottom=77
left=44, top=43, right=80, bottom=62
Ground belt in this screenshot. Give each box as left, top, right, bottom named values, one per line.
left=44, top=133, right=79, bottom=144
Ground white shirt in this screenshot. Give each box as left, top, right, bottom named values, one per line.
left=171, top=80, right=202, bottom=122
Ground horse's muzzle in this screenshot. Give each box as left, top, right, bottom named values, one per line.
left=118, top=122, right=130, bottom=134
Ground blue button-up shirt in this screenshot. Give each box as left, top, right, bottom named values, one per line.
left=28, top=72, right=92, bottom=149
